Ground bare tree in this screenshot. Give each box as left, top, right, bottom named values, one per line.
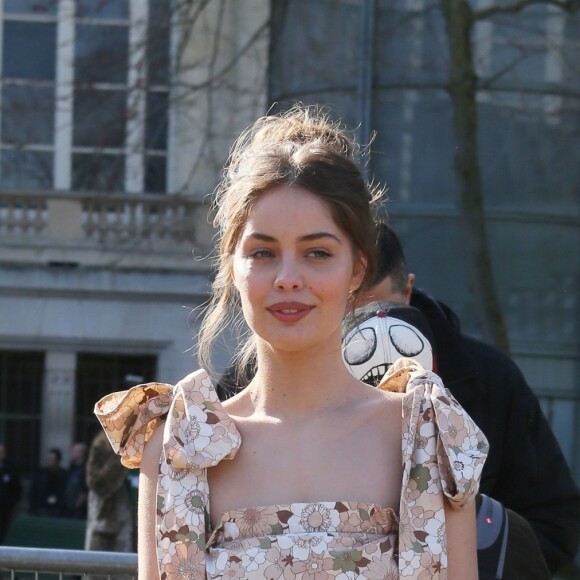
left=442, top=0, right=509, bottom=351
left=0, top=0, right=269, bottom=194
left=441, top=0, right=578, bottom=352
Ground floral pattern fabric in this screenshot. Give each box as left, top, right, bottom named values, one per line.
left=94, top=358, right=488, bottom=579
left=206, top=501, right=399, bottom=579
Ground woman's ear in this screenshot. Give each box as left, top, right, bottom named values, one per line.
left=350, top=252, right=367, bottom=293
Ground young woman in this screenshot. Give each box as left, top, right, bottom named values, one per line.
left=95, top=107, right=487, bottom=579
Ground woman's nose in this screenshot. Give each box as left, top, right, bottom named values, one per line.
left=274, top=257, right=304, bottom=290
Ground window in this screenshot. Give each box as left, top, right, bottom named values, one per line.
left=75, top=352, right=157, bottom=446
left=0, top=350, right=44, bottom=475
left=0, top=0, right=171, bottom=193
left=0, top=4, right=57, bottom=189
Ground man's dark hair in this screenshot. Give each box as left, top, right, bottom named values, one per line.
left=49, top=448, right=62, bottom=463
left=373, top=223, right=409, bottom=293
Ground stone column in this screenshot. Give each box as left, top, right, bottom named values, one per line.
left=46, top=199, right=83, bottom=240
left=40, top=351, right=77, bottom=466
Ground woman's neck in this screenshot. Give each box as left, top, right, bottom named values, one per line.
left=242, top=342, right=361, bottom=420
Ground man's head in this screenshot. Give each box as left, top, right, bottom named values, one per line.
left=360, top=223, right=415, bottom=305
left=70, top=443, right=86, bottom=465
left=47, top=448, right=62, bottom=469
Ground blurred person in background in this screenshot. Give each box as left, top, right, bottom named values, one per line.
left=28, top=448, right=67, bottom=517
left=362, top=223, right=580, bottom=577
left=0, top=442, right=22, bottom=543
left=85, top=431, right=134, bottom=554
left=65, top=442, right=88, bottom=519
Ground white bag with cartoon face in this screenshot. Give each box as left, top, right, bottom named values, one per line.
left=342, top=301, right=434, bottom=386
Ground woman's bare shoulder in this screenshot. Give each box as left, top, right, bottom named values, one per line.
left=339, top=380, right=403, bottom=427
left=221, top=388, right=253, bottom=417
left=357, top=380, right=404, bottom=405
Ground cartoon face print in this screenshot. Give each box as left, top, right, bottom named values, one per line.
left=342, top=302, right=433, bottom=386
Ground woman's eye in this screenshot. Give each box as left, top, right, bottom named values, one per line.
left=248, top=249, right=274, bottom=259
left=308, top=249, right=332, bottom=259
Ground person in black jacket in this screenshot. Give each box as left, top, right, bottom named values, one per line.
left=29, top=448, right=68, bottom=517
left=365, top=224, right=580, bottom=576
left=0, top=443, right=22, bottom=543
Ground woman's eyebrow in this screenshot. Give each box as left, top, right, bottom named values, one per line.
left=300, top=232, right=342, bottom=243
left=243, top=232, right=276, bottom=242
left=244, top=232, right=342, bottom=243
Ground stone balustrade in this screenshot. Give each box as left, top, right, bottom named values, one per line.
left=0, top=190, right=213, bottom=270
left=0, top=191, right=46, bottom=237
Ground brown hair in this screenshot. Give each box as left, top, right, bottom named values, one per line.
left=198, top=105, right=383, bottom=379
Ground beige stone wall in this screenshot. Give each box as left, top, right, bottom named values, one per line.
left=170, top=0, right=270, bottom=198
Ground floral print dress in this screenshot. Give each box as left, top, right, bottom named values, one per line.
left=94, top=358, right=488, bottom=579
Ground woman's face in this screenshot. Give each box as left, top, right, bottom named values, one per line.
left=232, top=185, right=365, bottom=355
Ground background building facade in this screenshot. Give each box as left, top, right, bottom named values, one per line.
left=0, top=0, right=578, bottom=493
left=269, top=0, right=579, bottom=483
left=0, top=0, right=269, bottom=473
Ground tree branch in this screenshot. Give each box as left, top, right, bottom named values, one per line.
left=474, top=0, right=579, bottom=21
left=478, top=45, right=544, bottom=90
left=170, top=19, right=269, bottom=94
left=441, top=0, right=511, bottom=351
left=180, top=0, right=227, bottom=190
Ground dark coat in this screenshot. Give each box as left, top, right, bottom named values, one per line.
left=65, top=461, right=88, bottom=519
left=0, top=458, right=22, bottom=542
left=410, top=287, right=580, bottom=574
left=29, top=466, right=67, bottom=517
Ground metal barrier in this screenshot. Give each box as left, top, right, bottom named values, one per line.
left=0, top=546, right=137, bottom=579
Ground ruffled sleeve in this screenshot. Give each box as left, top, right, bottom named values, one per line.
left=94, top=370, right=241, bottom=469
left=379, top=358, right=489, bottom=579
left=94, top=369, right=242, bottom=580
left=94, top=382, right=173, bottom=468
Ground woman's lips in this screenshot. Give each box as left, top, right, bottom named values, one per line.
left=267, top=302, right=314, bottom=323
